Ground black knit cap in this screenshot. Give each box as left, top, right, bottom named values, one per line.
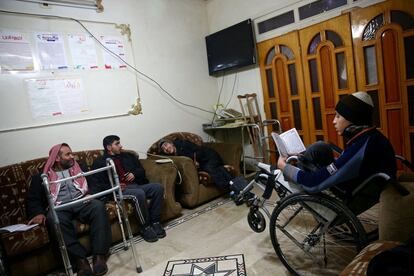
left=335, top=91, right=374, bottom=126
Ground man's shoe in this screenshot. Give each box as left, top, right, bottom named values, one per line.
left=92, top=255, right=108, bottom=276
left=152, top=222, right=166, bottom=238
left=141, top=225, right=158, bottom=242
left=76, top=257, right=93, bottom=276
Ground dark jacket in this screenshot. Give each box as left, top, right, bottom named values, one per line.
left=284, top=127, right=396, bottom=192
left=89, top=152, right=148, bottom=196
left=172, top=139, right=224, bottom=171
left=299, top=127, right=396, bottom=189
left=26, top=174, right=49, bottom=220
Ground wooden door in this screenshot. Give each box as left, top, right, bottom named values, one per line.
left=299, top=14, right=357, bottom=148
left=351, top=0, right=414, bottom=163
left=257, top=31, right=309, bottom=162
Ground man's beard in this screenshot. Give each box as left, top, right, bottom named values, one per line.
left=60, top=159, right=74, bottom=170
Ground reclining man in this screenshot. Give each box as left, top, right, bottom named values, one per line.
left=26, top=143, right=111, bottom=276
left=158, top=138, right=254, bottom=203
left=277, top=91, right=397, bottom=211
left=90, top=135, right=166, bottom=243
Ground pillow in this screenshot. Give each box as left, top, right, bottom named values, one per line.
left=340, top=241, right=401, bottom=276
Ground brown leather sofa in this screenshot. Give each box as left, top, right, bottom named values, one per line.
left=147, top=132, right=243, bottom=208
left=0, top=149, right=181, bottom=276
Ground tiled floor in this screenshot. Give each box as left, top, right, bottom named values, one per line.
left=104, top=195, right=288, bottom=276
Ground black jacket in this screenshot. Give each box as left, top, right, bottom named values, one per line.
left=89, top=152, right=149, bottom=195
left=172, top=140, right=224, bottom=171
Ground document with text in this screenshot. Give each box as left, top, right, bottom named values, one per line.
left=0, top=223, right=38, bottom=233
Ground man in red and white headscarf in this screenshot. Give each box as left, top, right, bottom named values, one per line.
left=26, top=143, right=111, bottom=276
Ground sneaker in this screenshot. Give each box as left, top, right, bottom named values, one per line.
left=141, top=225, right=158, bottom=242
left=152, top=222, right=166, bottom=239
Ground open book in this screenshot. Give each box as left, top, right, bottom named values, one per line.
left=271, top=128, right=306, bottom=157
left=0, top=223, right=38, bottom=233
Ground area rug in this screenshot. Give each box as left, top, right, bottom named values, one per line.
left=163, top=254, right=246, bottom=276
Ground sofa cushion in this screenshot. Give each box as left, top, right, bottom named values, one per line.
left=339, top=240, right=401, bottom=276
left=1, top=225, right=49, bottom=257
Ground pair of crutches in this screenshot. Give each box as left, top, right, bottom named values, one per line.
left=41, top=158, right=142, bottom=275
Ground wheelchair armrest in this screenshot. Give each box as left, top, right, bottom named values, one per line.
left=388, top=178, right=410, bottom=196
left=351, top=173, right=409, bottom=198
left=395, top=155, right=414, bottom=171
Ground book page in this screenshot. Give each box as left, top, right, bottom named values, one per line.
left=280, top=128, right=306, bottom=155
left=271, top=132, right=288, bottom=157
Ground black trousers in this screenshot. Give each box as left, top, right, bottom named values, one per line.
left=202, top=165, right=233, bottom=190
left=47, top=199, right=111, bottom=259
left=122, top=182, right=164, bottom=225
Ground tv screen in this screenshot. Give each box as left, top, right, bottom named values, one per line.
left=206, top=19, right=256, bottom=76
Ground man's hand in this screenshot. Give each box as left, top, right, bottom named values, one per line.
left=124, top=172, right=135, bottom=182
left=28, top=214, right=46, bottom=225
left=277, top=156, right=288, bottom=170
left=120, top=182, right=127, bottom=190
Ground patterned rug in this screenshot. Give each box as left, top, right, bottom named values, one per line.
left=163, top=254, right=246, bottom=276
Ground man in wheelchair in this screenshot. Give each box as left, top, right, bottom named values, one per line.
left=277, top=91, right=397, bottom=214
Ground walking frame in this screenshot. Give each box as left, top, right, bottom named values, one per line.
left=41, top=158, right=142, bottom=275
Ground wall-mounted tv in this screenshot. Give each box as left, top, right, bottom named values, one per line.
left=205, top=19, right=256, bottom=76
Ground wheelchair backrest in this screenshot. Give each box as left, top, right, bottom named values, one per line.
left=302, top=139, right=369, bottom=194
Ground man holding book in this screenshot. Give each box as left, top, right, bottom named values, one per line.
left=277, top=91, right=396, bottom=199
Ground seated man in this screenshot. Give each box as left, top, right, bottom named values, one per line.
left=158, top=138, right=233, bottom=190
left=90, top=135, right=165, bottom=243
left=26, top=143, right=111, bottom=276
left=278, top=91, right=397, bottom=203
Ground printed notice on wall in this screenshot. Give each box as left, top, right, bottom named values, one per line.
left=67, top=34, right=98, bottom=69
left=35, top=32, right=68, bottom=70
left=0, top=30, right=34, bottom=71
left=99, top=35, right=126, bottom=69
left=26, top=78, right=88, bottom=119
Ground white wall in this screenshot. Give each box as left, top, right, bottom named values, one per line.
left=0, top=0, right=219, bottom=165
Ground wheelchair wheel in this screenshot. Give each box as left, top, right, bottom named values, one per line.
left=269, top=193, right=367, bottom=276
left=247, top=208, right=266, bottom=233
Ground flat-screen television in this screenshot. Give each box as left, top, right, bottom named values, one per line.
left=206, top=19, right=256, bottom=76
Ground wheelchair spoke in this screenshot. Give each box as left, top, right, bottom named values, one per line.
left=270, top=194, right=367, bottom=276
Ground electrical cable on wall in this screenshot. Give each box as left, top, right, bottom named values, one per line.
left=0, top=9, right=215, bottom=115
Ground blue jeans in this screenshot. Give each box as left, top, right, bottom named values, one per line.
left=122, top=182, right=164, bottom=225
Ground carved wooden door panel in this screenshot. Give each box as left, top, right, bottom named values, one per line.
left=299, top=14, right=357, bottom=148
left=351, top=0, right=414, bottom=163
left=257, top=31, right=309, bottom=162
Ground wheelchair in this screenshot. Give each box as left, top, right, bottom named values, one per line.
left=232, top=149, right=412, bottom=275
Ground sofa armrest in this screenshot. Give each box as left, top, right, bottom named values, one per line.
left=379, top=181, right=414, bottom=242
left=140, top=159, right=182, bottom=221
left=203, top=142, right=242, bottom=176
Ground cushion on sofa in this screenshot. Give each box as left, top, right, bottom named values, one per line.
left=339, top=241, right=402, bottom=276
